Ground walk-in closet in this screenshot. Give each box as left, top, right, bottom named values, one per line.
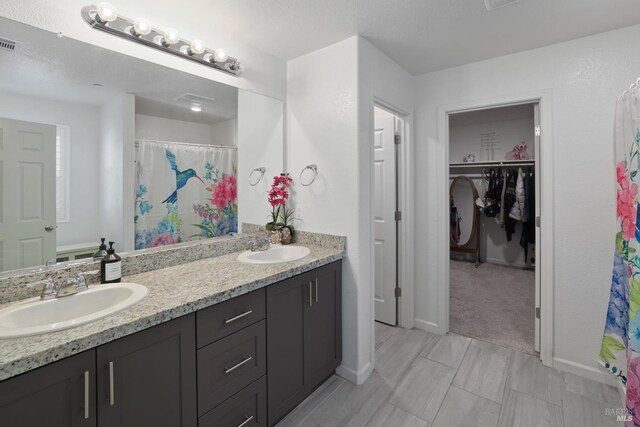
left=448, top=103, right=540, bottom=355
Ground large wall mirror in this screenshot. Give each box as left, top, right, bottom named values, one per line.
left=0, top=17, right=284, bottom=275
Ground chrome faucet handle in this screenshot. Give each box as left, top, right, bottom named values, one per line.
left=27, top=279, right=58, bottom=300
left=76, top=270, right=100, bottom=292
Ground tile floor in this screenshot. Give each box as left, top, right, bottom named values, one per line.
left=276, top=323, right=623, bottom=427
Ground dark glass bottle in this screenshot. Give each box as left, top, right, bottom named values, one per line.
left=100, top=241, right=122, bottom=283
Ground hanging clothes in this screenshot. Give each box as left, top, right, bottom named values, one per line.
left=497, top=168, right=508, bottom=226
left=503, top=169, right=518, bottom=241
left=520, top=168, right=535, bottom=261
left=600, top=86, right=640, bottom=425
left=450, top=199, right=461, bottom=244
left=509, top=168, right=525, bottom=221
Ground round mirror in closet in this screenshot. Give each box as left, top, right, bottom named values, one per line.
left=449, top=176, right=478, bottom=252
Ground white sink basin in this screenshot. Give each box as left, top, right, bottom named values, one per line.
left=237, top=245, right=311, bottom=265
left=0, top=282, right=148, bottom=338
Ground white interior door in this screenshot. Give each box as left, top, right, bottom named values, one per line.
left=534, top=103, right=541, bottom=353
left=374, top=108, right=397, bottom=325
left=0, top=118, right=56, bottom=272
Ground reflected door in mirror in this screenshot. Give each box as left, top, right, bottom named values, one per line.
left=0, top=118, right=56, bottom=271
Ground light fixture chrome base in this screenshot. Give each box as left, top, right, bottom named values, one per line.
left=81, top=5, right=243, bottom=76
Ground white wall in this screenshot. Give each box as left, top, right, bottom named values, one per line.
left=211, top=118, right=238, bottom=147
left=135, top=114, right=213, bottom=145
left=0, top=90, right=100, bottom=248
left=0, top=0, right=286, bottom=101
left=415, top=24, right=640, bottom=380
left=237, top=92, right=284, bottom=229
left=99, top=94, right=135, bottom=252
left=287, top=36, right=415, bottom=384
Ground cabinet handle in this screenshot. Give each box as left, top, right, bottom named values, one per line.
left=108, top=361, right=115, bottom=406
left=224, top=356, right=253, bottom=374
left=84, top=370, right=90, bottom=419
left=237, top=415, right=254, bottom=427
left=224, top=310, right=253, bottom=324
left=308, top=282, right=313, bottom=307
left=315, top=278, right=319, bottom=303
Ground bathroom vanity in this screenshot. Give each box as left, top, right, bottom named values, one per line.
left=0, top=245, right=343, bottom=427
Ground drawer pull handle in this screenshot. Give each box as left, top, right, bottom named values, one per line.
left=225, top=356, right=253, bottom=374
left=224, top=310, right=253, bottom=324
left=109, top=361, right=115, bottom=406
left=315, top=278, right=319, bottom=303
left=84, top=370, right=90, bottom=419
left=237, top=415, right=254, bottom=427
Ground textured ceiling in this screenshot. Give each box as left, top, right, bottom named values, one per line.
left=187, top=0, right=640, bottom=75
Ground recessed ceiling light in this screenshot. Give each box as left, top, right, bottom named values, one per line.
left=190, top=105, right=203, bottom=112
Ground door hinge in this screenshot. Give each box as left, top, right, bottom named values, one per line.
left=395, top=287, right=402, bottom=298
left=395, top=211, right=402, bottom=221
left=535, top=125, right=541, bottom=137
left=535, top=216, right=541, bottom=228
left=394, top=134, right=401, bottom=145
left=535, top=307, right=541, bottom=319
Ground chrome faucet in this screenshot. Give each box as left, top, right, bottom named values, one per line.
left=250, top=236, right=271, bottom=252
left=27, top=270, right=100, bottom=299
left=27, top=279, right=58, bottom=300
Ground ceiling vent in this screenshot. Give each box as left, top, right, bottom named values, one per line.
left=484, top=0, right=523, bottom=11
left=176, top=93, right=216, bottom=105
left=0, top=37, right=17, bottom=52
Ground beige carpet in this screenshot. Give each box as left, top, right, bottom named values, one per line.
left=450, top=260, right=537, bottom=355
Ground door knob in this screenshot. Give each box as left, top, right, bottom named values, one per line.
left=45, top=225, right=55, bottom=232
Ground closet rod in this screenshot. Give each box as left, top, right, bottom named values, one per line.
left=450, top=161, right=535, bottom=169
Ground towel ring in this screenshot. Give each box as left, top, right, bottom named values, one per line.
left=300, top=164, right=318, bottom=186
left=249, top=167, right=266, bottom=186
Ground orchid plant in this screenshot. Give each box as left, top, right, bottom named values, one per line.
left=266, top=174, right=295, bottom=238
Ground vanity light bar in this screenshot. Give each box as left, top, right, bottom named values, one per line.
left=80, top=3, right=244, bottom=76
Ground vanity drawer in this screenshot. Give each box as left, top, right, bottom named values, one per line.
left=198, top=320, right=266, bottom=416
left=197, top=288, right=265, bottom=348
left=198, top=376, right=266, bottom=427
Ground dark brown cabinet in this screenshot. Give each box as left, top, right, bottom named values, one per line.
left=0, top=260, right=341, bottom=427
left=96, top=314, right=197, bottom=427
left=0, top=349, right=96, bottom=427
left=266, top=260, right=342, bottom=426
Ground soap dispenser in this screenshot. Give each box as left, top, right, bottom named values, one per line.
left=100, top=241, right=122, bottom=283
left=93, top=238, right=108, bottom=260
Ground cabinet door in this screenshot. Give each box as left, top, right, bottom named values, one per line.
left=0, top=350, right=96, bottom=427
left=304, top=261, right=342, bottom=390
left=266, top=275, right=307, bottom=426
left=97, top=314, right=197, bottom=427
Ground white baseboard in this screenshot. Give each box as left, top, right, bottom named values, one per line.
left=413, top=318, right=443, bottom=334
left=336, top=361, right=373, bottom=385
left=553, top=357, right=620, bottom=388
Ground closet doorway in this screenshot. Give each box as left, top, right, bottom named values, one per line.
left=373, top=106, right=403, bottom=326
left=447, top=102, right=542, bottom=356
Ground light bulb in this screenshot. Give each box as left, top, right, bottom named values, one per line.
left=96, top=2, right=117, bottom=23
left=213, top=49, right=228, bottom=62
left=163, top=28, right=180, bottom=45
left=132, top=17, right=151, bottom=36
left=190, top=105, right=202, bottom=112
left=190, top=39, right=206, bottom=55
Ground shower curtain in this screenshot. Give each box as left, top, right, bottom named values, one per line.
left=600, top=85, right=640, bottom=424
left=134, top=140, right=238, bottom=250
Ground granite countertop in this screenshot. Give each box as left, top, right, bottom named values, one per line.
left=0, top=244, right=343, bottom=381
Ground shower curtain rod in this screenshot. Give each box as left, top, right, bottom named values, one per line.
left=135, top=139, right=238, bottom=150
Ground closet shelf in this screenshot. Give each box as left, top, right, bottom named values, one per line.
left=449, top=160, right=535, bottom=169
